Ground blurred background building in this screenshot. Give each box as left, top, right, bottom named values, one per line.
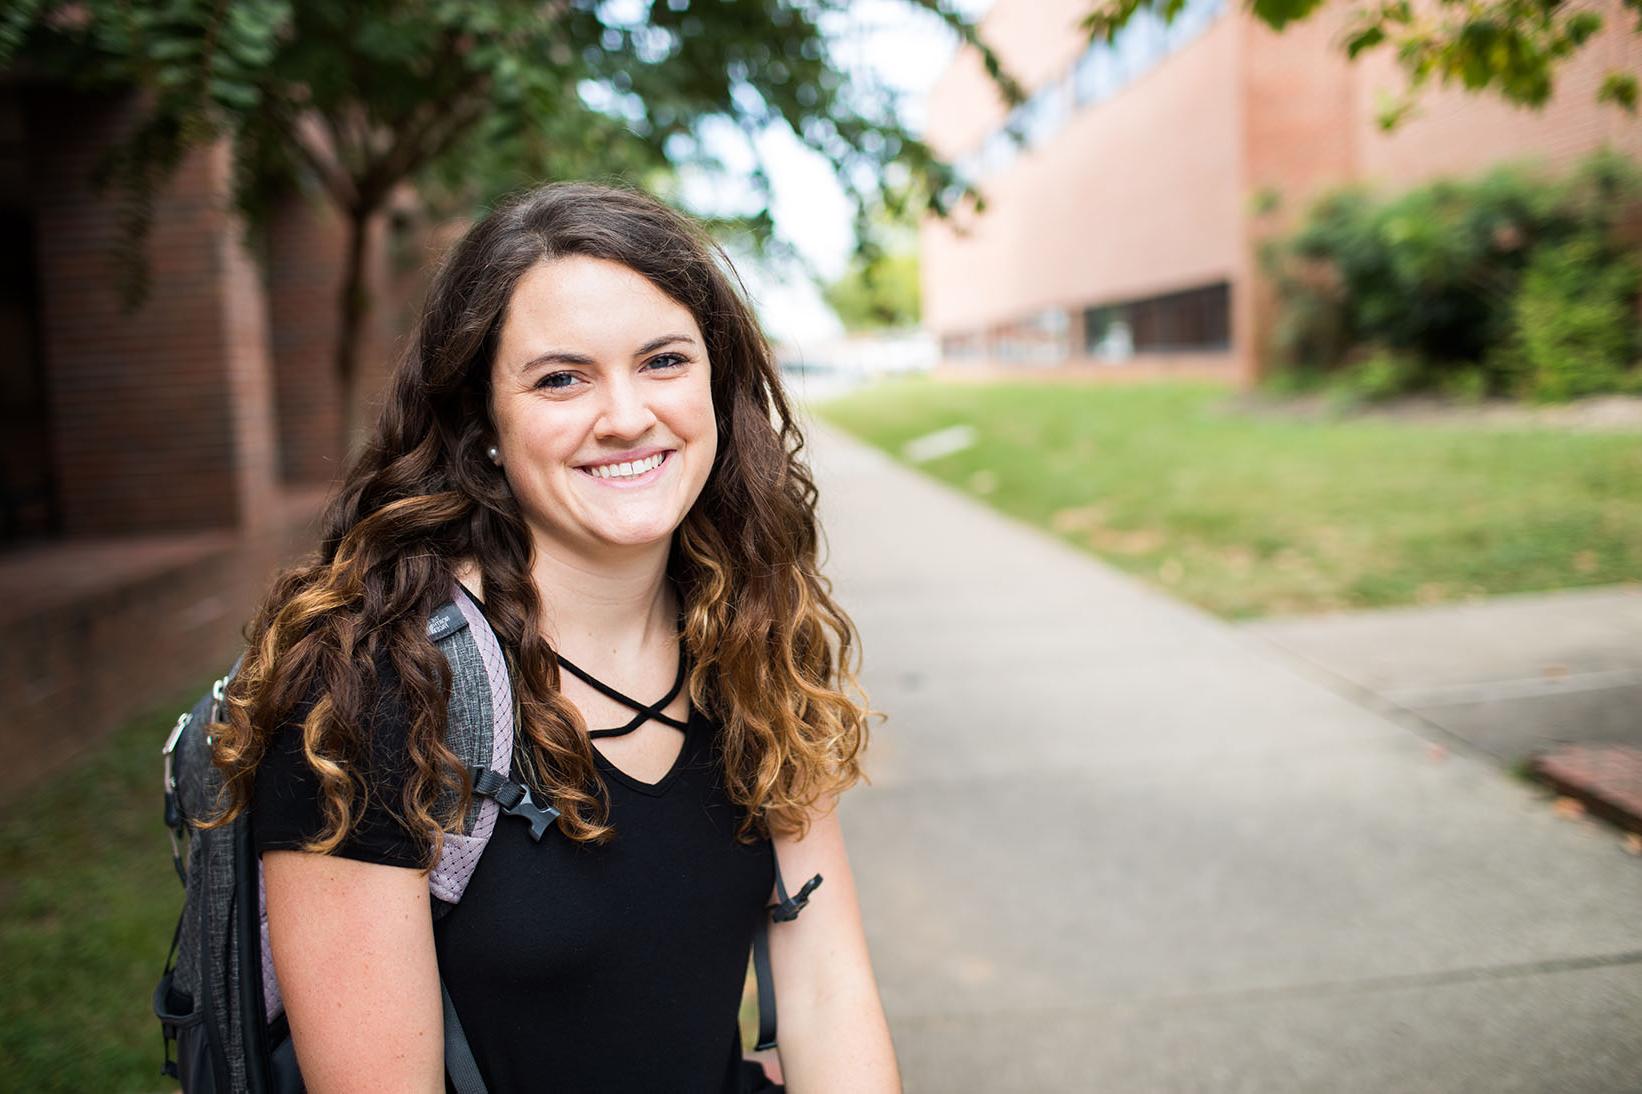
left=0, top=0, right=971, bottom=805
left=920, top=0, right=1642, bottom=384
left=5, top=0, right=1637, bottom=797
left=0, top=82, right=431, bottom=795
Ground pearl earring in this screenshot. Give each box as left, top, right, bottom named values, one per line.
left=486, top=445, right=500, bottom=464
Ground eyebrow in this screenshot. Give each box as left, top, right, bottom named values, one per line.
left=517, top=333, right=697, bottom=375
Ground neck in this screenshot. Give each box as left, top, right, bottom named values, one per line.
left=525, top=536, right=677, bottom=664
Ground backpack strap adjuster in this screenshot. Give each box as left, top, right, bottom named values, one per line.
left=769, top=872, right=823, bottom=922
left=470, top=767, right=560, bottom=842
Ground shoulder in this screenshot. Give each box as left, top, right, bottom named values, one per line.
left=250, top=646, right=426, bottom=868
left=270, top=647, right=415, bottom=759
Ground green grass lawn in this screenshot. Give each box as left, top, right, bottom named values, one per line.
left=817, top=377, right=1642, bottom=620
left=0, top=680, right=207, bottom=1092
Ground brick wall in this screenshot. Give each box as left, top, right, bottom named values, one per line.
left=27, top=89, right=280, bottom=534
left=921, top=0, right=1642, bottom=384
left=924, top=0, right=1093, bottom=154
left=267, top=190, right=351, bottom=486
left=3, top=86, right=431, bottom=799
left=1237, top=4, right=1362, bottom=382
left=1350, top=0, right=1642, bottom=187
left=0, top=493, right=327, bottom=800
left=920, top=10, right=1245, bottom=343
left=265, top=189, right=405, bottom=486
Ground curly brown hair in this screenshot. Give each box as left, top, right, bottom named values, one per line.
left=205, top=181, right=872, bottom=866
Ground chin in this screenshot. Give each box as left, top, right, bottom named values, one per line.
left=591, top=521, right=681, bottom=550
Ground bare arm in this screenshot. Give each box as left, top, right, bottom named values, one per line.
left=262, top=850, right=445, bottom=1093
left=764, top=798, right=902, bottom=1092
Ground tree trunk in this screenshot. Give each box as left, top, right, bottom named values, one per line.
left=335, top=207, right=374, bottom=463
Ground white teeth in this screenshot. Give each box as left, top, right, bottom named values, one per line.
left=586, top=452, right=665, bottom=479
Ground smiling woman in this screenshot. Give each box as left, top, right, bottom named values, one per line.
left=489, top=256, right=718, bottom=555
left=199, top=183, right=901, bottom=1093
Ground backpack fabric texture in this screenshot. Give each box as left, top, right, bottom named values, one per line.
left=154, top=582, right=812, bottom=1092
left=155, top=584, right=528, bottom=1092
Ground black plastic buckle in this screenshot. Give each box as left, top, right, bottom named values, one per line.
left=770, top=873, right=824, bottom=922
left=471, top=767, right=560, bottom=842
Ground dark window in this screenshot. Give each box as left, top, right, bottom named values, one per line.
left=0, top=96, right=60, bottom=548
left=993, top=310, right=1070, bottom=365
left=1083, top=281, right=1230, bottom=357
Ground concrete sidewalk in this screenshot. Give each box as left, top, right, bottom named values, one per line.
left=1241, top=586, right=1642, bottom=839
left=1240, top=584, right=1642, bottom=768
left=803, top=416, right=1642, bottom=1093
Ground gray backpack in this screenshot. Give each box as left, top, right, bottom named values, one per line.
left=154, top=581, right=818, bottom=1092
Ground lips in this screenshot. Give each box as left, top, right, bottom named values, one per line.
left=576, top=448, right=674, bottom=484
left=575, top=445, right=673, bottom=472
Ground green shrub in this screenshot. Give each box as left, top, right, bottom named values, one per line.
left=1325, top=347, right=1425, bottom=408
left=1508, top=235, right=1642, bottom=402
left=1439, top=364, right=1491, bottom=404
left=1263, top=148, right=1642, bottom=397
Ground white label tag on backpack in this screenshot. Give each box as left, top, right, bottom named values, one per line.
left=427, top=601, right=470, bottom=641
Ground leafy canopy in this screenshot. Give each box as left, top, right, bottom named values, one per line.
left=1, top=0, right=1021, bottom=299
left=1083, top=0, right=1641, bottom=129
left=825, top=250, right=920, bottom=330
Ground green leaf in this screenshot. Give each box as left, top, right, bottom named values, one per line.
left=1597, top=72, right=1639, bottom=112
left=1565, top=10, right=1604, bottom=46
left=1346, top=25, right=1386, bottom=57
left=1252, top=0, right=1329, bottom=31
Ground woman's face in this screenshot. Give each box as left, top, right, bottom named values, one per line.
left=488, top=255, right=717, bottom=560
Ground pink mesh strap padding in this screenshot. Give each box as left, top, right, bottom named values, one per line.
left=428, top=583, right=515, bottom=905
left=258, top=584, right=514, bottom=1020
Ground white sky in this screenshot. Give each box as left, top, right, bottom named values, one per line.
left=679, top=0, right=990, bottom=343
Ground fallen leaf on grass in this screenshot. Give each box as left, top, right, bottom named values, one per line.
left=1088, top=526, right=1166, bottom=555
left=1273, top=547, right=1310, bottom=573
left=1416, top=582, right=1448, bottom=604
left=1050, top=504, right=1108, bottom=534
left=1218, top=546, right=1256, bottom=574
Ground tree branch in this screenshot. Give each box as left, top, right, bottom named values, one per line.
left=358, top=72, right=492, bottom=207
left=280, top=108, right=361, bottom=210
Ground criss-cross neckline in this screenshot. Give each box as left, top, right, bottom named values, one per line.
left=555, top=648, right=691, bottom=739
left=557, top=645, right=693, bottom=795
left=453, top=579, right=693, bottom=791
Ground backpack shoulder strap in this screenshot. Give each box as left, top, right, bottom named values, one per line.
left=752, top=848, right=825, bottom=1051
left=427, top=582, right=558, bottom=912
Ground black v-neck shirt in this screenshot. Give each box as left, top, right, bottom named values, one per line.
left=251, top=651, right=778, bottom=1093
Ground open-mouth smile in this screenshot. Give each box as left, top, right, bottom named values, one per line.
left=576, top=449, right=674, bottom=487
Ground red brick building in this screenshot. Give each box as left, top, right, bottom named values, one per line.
left=0, top=83, right=423, bottom=797
left=920, top=0, right=1642, bottom=383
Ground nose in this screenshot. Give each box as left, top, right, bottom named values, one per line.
left=594, top=372, right=658, bottom=440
